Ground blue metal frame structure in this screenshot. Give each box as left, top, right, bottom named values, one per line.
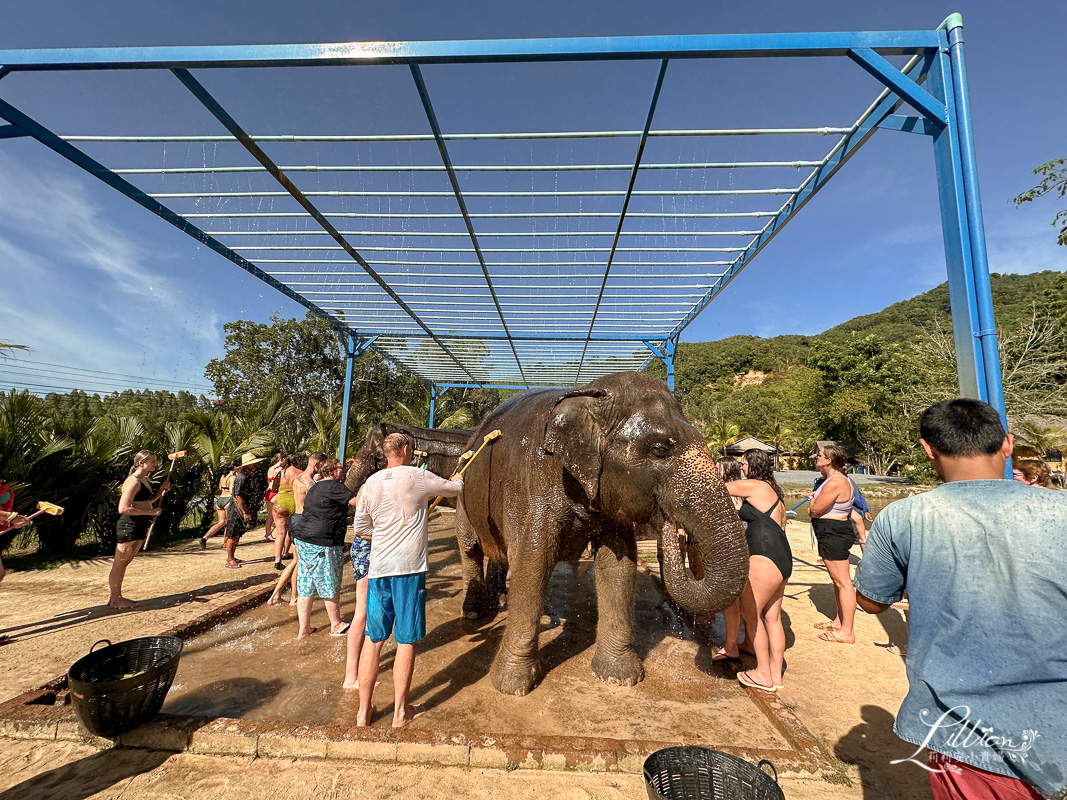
left=0, top=13, right=1006, bottom=431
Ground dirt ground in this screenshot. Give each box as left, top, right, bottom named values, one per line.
left=0, top=516, right=931, bottom=800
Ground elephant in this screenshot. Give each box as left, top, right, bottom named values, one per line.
left=454, top=371, right=749, bottom=696
left=344, top=423, right=471, bottom=500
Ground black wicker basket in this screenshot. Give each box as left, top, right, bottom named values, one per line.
left=643, top=746, right=784, bottom=800
left=67, top=636, right=183, bottom=739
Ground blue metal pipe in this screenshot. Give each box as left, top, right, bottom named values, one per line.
left=338, top=335, right=356, bottom=461
left=928, top=44, right=985, bottom=403
left=944, top=19, right=1007, bottom=426
left=0, top=31, right=941, bottom=72
left=664, top=338, right=677, bottom=394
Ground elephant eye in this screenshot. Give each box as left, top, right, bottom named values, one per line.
left=649, top=442, right=671, bottom=459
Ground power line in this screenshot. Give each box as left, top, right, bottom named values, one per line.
left=0, top=361, right=212, bottom=394
left=9, top=359, right=213, bottom=391
left=0, top=366, right=211, bottom=395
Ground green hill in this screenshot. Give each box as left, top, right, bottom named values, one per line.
left=646, top=270, right=1067, bottom=466
left=820, top=270, right=1066, bottom=344
left=665, top=270, right=1066, bottom=392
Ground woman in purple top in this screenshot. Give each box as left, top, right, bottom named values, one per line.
left=808, top=443, right=857, bottom=644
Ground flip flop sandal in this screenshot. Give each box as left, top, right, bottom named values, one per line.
left=330, top=623, right=351, bottom=637
left=224, top=562, right=242, bottom=569
left=711, top=648, right=740, bottom=662
left=818, top=631, right=854, bottom=644
left=737, top=670, right=777, bottom=693
left=813, top=621, right=837, bottom=631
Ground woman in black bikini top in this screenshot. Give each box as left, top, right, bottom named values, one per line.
left=722, top=448, right=792, bottom=694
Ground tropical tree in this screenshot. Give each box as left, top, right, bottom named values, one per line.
left=1011, top=419, right=1067, bottom=459
left=1014, top=157, right=1067, bottom=246
left=706, top=416, right=741, bottom=458
left=204, top=312, right=347, bottom=427
left=765, top=420, right=793, bottom=469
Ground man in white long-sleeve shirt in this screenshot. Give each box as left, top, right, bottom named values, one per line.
left=353, top=432, right=464, bottom=728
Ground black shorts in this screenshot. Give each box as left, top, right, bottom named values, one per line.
left=116, top=516, right=150, bottom=544
left=225, top=512, right=245, bottom=541
left=811, top=518, right=855, bottom=561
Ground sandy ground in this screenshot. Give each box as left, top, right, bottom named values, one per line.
left=0, top=518, right=931, bottom=800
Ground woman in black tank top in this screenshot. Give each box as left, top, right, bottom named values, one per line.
left=109, top=450, right=168, bottom=609
left=723, top=449, right=792, bottom=693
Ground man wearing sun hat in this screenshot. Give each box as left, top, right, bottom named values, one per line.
left=223, top=452, right=264, bottom=568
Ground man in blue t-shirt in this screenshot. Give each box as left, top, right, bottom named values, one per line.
left=854, top=399, right=1066, bottom=799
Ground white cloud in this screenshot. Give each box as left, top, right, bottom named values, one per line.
left=0, top=152, right=176, bottom=304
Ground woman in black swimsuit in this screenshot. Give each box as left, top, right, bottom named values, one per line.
left=725, top=448, right=792, bottom=693
left=108, top=450, right=168, bottom=609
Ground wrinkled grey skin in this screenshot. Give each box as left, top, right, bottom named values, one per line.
left=455, top=372, right=749, bottom=696
left=344, top=423, right=471, bottom=500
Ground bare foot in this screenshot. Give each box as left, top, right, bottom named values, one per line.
left=342, top=679, right=379, bottom=690
left=393, top=703, right=425, bottom=728
left=296, top=626, right=318, bottom=639
left=107, top=597, right=138, bottom=610
left=356, top=706, right=375, bottom=727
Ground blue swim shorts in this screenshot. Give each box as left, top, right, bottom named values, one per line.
left=365, top=572, right=426, bottom=645
left=350, top=537, right=371, bottom=582
left=293, top=539, right=344, bottom=599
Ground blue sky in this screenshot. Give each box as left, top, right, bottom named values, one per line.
left=0, top=0, right=1063, bottom=395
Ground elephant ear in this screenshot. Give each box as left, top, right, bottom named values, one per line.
left=543, top=388, right=609, bottom=506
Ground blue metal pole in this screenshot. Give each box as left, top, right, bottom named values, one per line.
left=943, top=16, right=1006, bottom=426
left=665, top=338, right=677, bottom=394
left=428, top=383, right=437, bottom=429
left=927, top=40, right=985, bottom=403
left=338, top=334, right=355, bottom=461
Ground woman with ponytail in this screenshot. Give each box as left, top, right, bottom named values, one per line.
left=109, top=450, right=169, bottom=609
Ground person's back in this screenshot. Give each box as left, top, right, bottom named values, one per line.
left=855, top=399, right=1067, bottom=798
left=358, top=464, right=459, bottom=579
left=353, top=433, right=463, bottom=729
left=867, top=481, right=1067, bottom=762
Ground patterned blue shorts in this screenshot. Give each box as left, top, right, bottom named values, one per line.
left=293, top=539, right=343, bottom=599
left=350, top=537, right=371, bottom=581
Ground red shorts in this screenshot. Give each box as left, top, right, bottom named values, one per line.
left=928, top=752, right=1041, bottom=800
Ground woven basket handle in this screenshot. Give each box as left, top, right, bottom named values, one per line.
left=89, top=639, right=112, bottom=653
left=756, top=759, right=779, bottom=784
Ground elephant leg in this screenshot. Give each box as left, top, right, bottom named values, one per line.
left=490, top=534, right=555, bottom=696
left=486, top=558, right=508, bottom=611
left=591, top=526, right=645, bottom=687
left=455, top=510, right=491, bottom=620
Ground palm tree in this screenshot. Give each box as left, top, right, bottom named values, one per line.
left=766, top=420, right=793, bottom=469
left=706, top=416, right=741, bottom=458
left=1012, top=419, right=1067, bottom=459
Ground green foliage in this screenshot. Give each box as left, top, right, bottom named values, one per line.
left=705, top=416, right=741, bottom=457
left=1013, top=157, right=1067, bottom=246
left=821, top=271, right=1067, bottom=344
left=204, top=312, right=346, bottom=425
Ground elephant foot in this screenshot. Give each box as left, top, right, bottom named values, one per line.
left=490, top=653, right=543, bottom=696
left=462, top=581, right=493, bottom=620
left=591, top=647, right=645, bottom=688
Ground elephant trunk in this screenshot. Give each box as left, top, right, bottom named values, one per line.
left=656, top=443, right=749, bottom=616
left=344, top=447, right=378, bottom=494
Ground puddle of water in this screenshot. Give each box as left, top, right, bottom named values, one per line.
left=163, top=517, right=793, bottom=750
